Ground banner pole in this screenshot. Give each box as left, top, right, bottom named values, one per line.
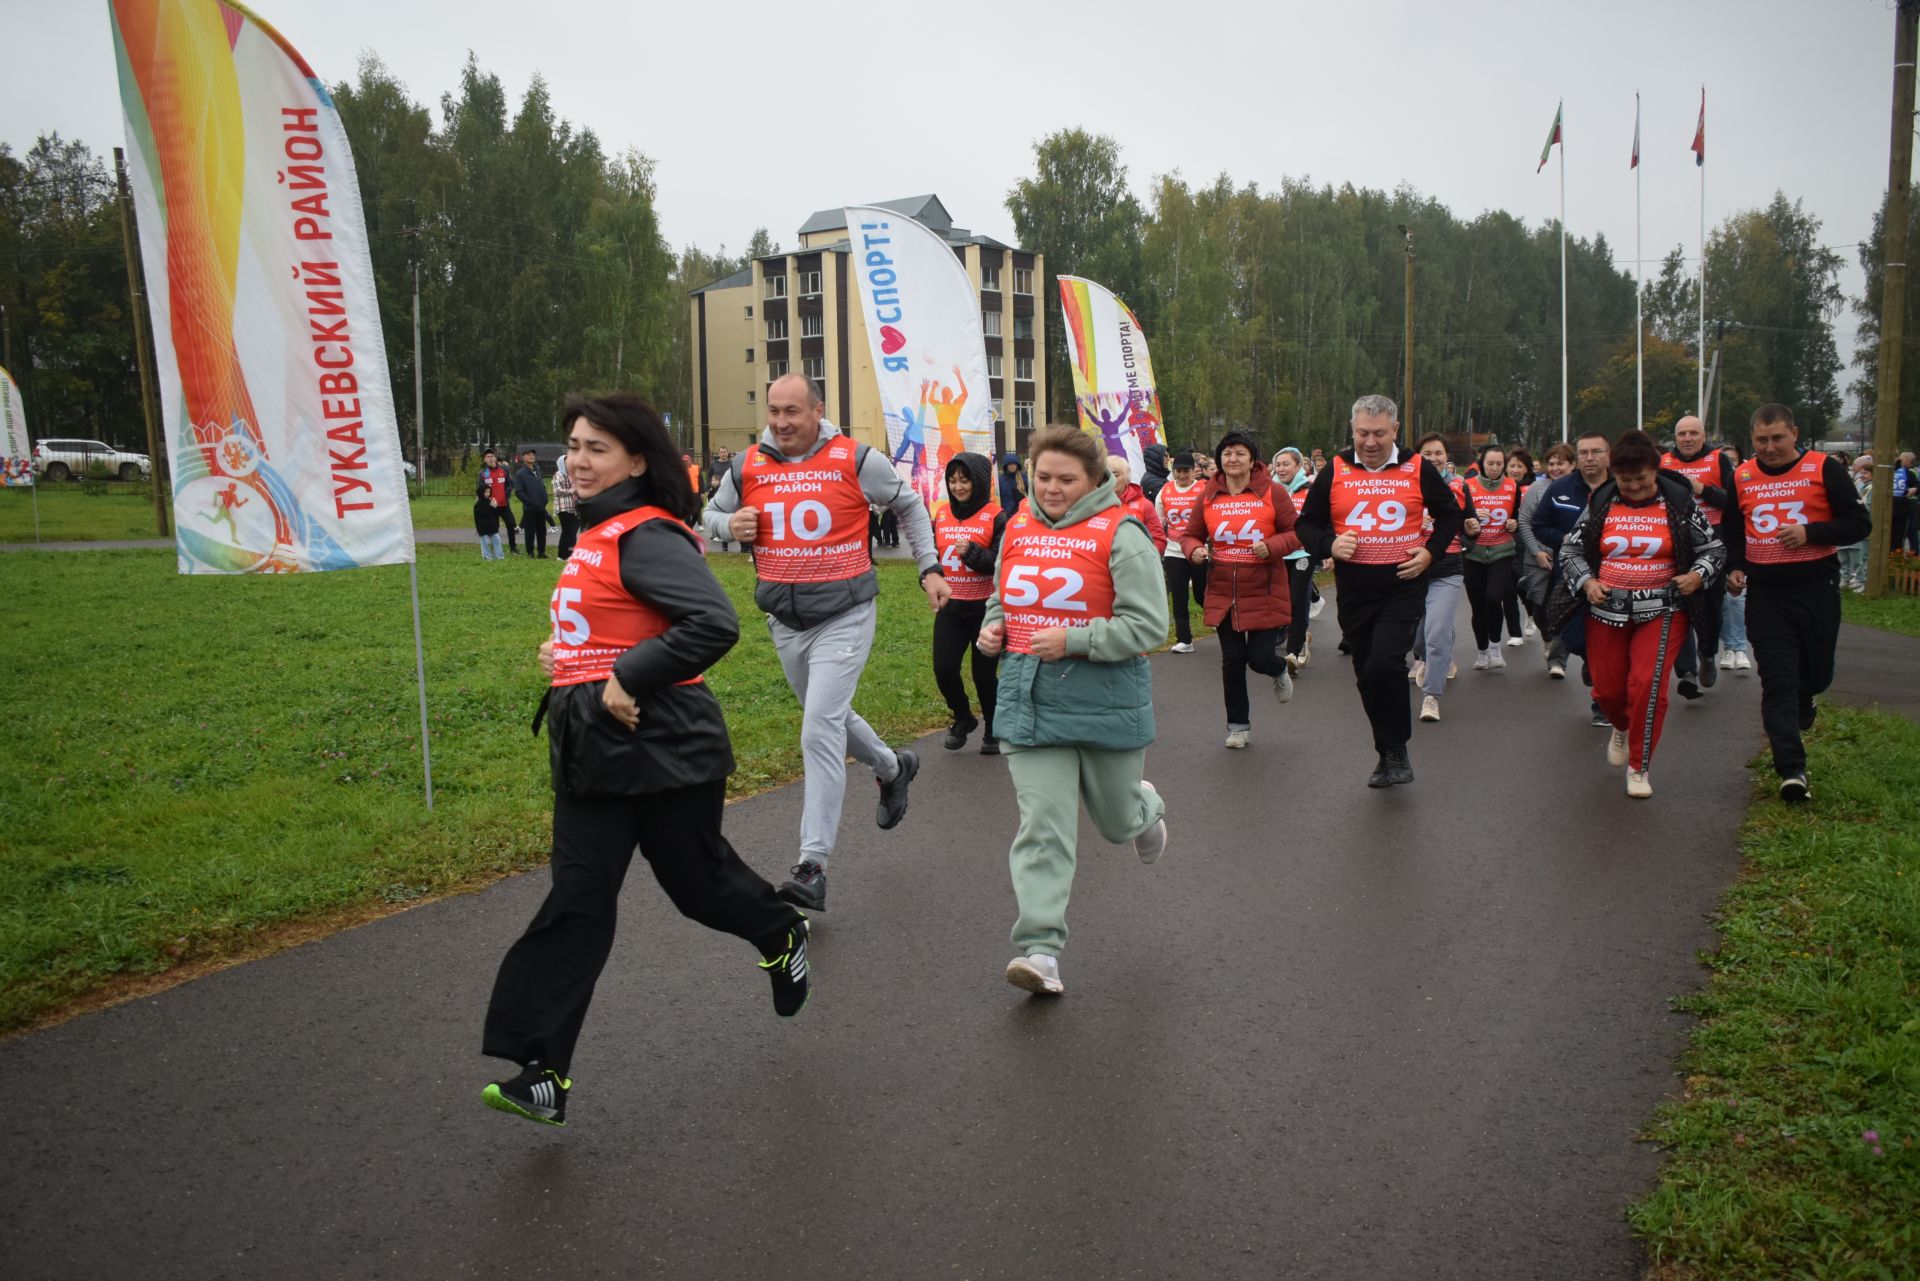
left=408, top=558, right=434, bottom=810
left=1559, top=120, right=1569, bottom=444
left=1635, top=92, right=1644, bottom=432
left=114, top=147, right=170, bottom=541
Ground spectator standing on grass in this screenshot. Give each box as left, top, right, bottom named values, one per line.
left=478, top=449, right=519, bottom=554
left=553, top=454, right=578, bottom=561
left=480, top=393, right=809, bottom=1129
left=474, top=491, right=503, bottom=561
left=513, top=449, right=551, bottom=559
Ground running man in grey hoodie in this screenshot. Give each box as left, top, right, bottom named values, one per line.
left=702, top=374, right=949, bottom=911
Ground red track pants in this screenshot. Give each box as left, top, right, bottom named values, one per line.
left=1586, top=609, right=1688, bottom=772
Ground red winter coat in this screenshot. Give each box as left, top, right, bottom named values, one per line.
left=1117, top=482, right=1166, bottom=554
left=1177, top=462, right=1302, bottom=631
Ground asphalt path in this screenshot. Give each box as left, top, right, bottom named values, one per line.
left=1, top=588, right=1772, bottom=1280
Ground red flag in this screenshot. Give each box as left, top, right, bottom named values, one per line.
left=1691, top=88, right=1705, bottom=167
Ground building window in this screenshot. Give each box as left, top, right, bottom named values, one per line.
left=767, top=318, right=787, bottom=340
left=748, top=389, right=757, bottom=403
left=801, top=313, right=823, bottom=338
left=982, top=310, right=1002, bottom=336
left=746, top=304, right=754, bottom=318
left=765, top=275, right=787, bottom=299
left=987, top=354, right=1003, bottom=378
left=1013, top=267, right=1034, bottom=295
left=1015, top=357, right=1034, bottom=381
left=746, top=348, right=754, bottom=363
left=980, top=264, right=1002, bottom=292
left=799, top=270, right=822, bottom=296
left=1015, top=401, right=1034, bottom=430
left=767, top=360, right=789, bottom=380
left=803, top=356, right=826, bottom=384
left=1013, top=315, right=1033, bottom=340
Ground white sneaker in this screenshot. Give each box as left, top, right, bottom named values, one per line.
left=1735, top=651, right=1752, bottom=672
left=1548, top=660, right=1567, bottom=680
left=1133, top=781, right=1167, bottom=864
left=1309, top=596, right=1324, bottom=619
left=1171, top=641, right=1195, bottom=653
left=1410, top=659, right=1427, bottom=685
left=1300, top=632, right=1312, bottom=666
left=1224, top=728, right=1250, bottom=749
left=1626, top=769, right=1652, bottom=799
left=1273, top=669, right=1294, bottom=704
left=1420, top=694, right=1440, bottom=722
left=1472, top=652, right=1491, bottom=671
left=1488, top=647, right=1506, bottom=670
left=1006, top=953, right=1064, bottom=995
left=1506, top=635, right=1526, bottom=648
left=1448, top=661, right=1458, bottom=680
left=1717, top=649, right=1737, bottom=670
left=1607, top=728, right=1629, bottom=766
left=1524, top=621, right=1538, bottom=637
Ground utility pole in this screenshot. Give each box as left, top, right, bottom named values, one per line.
left=1398, top=224, right=1414, bottom=423
left=114, top=147, right=169, bottom=539
left=1869, top=1, right=1919, bottom=599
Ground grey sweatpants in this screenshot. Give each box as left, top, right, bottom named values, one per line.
left=770, top=598, right=900, bottom=865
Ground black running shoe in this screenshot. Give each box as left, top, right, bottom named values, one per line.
left=1676, top=673, right=1702, bottom=700
left=1779, top=773, right=1811, bottom=804
left=876, top=749, right=918, bottom=829
left=778, top=860, right=827, bottom=912
left=758, top=918, right=811, bottom=1017
left=1368, top=753, right=1394, bottom=788
left=979, top=736, right=1000, bottom=756
left=943, top=717, right=979, bottom=750
left=1799, top=699, right=1818, bottom=732
left=1589, top=702, right=1611, bottom=728
left=1699, top=659, right=1718, bottom=689
left=482, top=1061, right=569, bottom=1127
left=1385, top=745, right=1414, bottom=786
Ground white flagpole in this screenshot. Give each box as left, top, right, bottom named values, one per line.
left=1635, top=92, right=1644, bottom=432
left=1697, top=87, right=1707, bottom=418
left=1559, top=108, right=1570, bottom=444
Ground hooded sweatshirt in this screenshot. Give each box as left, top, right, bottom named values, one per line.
left=997, top=452, right=1027, bottom=512
left=937, top=451, right=1014, bottom=581
left=983, top=477, right=1168, bottom=750
left=1140, top=443, right=1170, bottom=501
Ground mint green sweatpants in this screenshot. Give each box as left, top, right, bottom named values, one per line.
left=1004, top=744, right=1163, bottom=957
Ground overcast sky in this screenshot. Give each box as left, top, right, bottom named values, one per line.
left=4, top=0, right=1906, bottom=394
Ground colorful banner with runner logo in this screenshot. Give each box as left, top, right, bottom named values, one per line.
left=843, top=206, right=993, bottom=511
left=1059, top=275, right=1164, bottom=476
left=110, top=0, right=412, bottom=574
left=0, top=366, right=30, bottom=486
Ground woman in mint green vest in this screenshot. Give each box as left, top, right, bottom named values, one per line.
left=976, top=425, right=1170, bottom=996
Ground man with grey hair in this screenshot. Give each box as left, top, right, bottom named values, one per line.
left=1295, top=394, right=1462, bottom=787
left=703, top=373, right=950, bottom=910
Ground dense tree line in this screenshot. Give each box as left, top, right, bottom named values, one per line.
left=0, top=96, right=1867, bottom=471
left=1007, top=129, right=1853, bottom=456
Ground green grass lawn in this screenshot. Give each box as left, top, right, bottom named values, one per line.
left=1842, top=589, right=1920, bottom=639
left=0, top=548, right=965, bottom=1031
left=1630, top=705, right=1920, bottom=1276
left=1, top=487, right=500, bottom=542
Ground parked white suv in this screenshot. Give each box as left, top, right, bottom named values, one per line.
left=33, top=438, right=152, bottom=482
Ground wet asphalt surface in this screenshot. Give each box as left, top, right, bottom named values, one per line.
left=1, top=589, right=1778, bottom=1280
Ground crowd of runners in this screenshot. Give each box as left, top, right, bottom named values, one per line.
left=476, top=374, right=1872, bottom=1127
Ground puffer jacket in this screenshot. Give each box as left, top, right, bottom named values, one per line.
left=542, top=476, right=739, bottom=796
left=1140, top=443, right=1170, bottom=501
left=983, top=479, right=1168, bottom=751
left=1176, top=461, right=1303, bottom=632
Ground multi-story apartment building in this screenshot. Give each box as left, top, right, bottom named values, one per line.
left=688, top=195, right=1045, bottom=463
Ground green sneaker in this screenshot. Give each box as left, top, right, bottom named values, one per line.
left=482, top=1061, right=570, bottom=1127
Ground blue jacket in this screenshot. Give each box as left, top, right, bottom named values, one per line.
left=1530, top=472, right=1595, bottom=552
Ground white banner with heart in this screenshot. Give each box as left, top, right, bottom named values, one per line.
left=843, top=206, right=993, bottom=512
